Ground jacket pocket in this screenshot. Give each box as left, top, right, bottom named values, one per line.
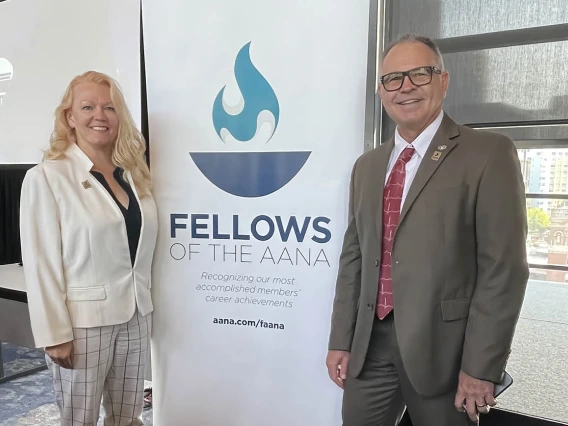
left=67, top=286, right=107, bottom=301
left=440, top=298, right=470, bottom=321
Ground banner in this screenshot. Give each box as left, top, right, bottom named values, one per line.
left=144, top=1, right=369, bottom=424
left=0, top=0, right=141, bottom=164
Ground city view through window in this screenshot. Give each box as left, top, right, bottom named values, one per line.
left=496, top=148, right=568, bottom=423
left=520, top=149, right=568, bottom=273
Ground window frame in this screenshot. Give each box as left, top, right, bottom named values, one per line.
left=371, top=1, right=568, bottom=424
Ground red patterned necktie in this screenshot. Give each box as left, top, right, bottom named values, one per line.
left=377, top=146, right=415, bottom=319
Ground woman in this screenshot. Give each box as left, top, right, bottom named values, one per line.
left=20, top=71, right=157, bottom=426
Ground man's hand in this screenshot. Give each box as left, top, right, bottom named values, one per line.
left=45, top=341, right=74, bottom=369
left=326, top=350, right=350, bottom=389
left=455, top=370, right=496, bottom=422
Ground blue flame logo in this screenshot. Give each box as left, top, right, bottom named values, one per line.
left=190, top=42, right=311, bottom=198
left=212, top=42, right=279, bottom=143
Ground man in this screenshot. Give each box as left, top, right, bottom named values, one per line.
left=326, top=34, right=529, bottom=426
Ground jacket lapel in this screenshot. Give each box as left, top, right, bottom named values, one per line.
left=66, top=143, right=124, bottom=216
left=126, top=172, right=145, bottom=268
left=398, top=115, right=460, bottom=226
left=373, top=138, right=395, bottom=244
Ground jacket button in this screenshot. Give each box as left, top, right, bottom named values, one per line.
left=367, top=303, right=374, bottom=310
left=374, top=260, right=379, bottom=267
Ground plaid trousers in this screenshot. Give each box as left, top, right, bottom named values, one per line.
left=46, top=310, right=151, bottom=426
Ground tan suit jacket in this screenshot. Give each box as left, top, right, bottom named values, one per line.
left=328, top=113, right=529, bottom=397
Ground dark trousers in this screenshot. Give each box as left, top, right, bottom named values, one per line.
left=342, top=313, right=477, bottom=426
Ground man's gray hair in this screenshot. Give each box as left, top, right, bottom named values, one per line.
left=382, top=34, right=445, bottom=71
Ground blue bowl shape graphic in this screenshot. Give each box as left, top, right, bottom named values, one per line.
left=190, top=151, right=311, bottom=197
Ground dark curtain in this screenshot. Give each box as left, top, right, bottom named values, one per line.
left=0, top=164, right=35, bottom=265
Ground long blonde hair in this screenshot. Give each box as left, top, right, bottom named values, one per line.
left=45, top=71, right=151, bottom=197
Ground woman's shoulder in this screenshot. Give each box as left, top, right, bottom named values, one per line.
left=24, top=155, right=75, bottom=183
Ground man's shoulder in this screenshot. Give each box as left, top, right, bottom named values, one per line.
left=353, top=142, right=391, bottom=168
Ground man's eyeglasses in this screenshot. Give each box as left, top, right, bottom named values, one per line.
left=379, top=66, right=442, bottom=92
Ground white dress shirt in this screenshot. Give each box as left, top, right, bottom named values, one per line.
left=385, top=110, right=444, bottom=210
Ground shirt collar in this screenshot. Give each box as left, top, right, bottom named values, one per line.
left=393, top=110, right=445, bottom=159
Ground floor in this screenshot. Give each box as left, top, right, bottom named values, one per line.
left=0, top=342, right=153, bottom=425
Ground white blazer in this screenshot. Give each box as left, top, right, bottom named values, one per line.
left=20, top=143, right=158, bottom=348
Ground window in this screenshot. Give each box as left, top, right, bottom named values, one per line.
left=488, top=147, right=568, bottom=423
left=378, top=1, right=568, bottom=423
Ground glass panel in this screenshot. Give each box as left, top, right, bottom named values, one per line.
left=526, top=199, right=568, bottom=268
left=442, top=41, right=568, bottom=125
left=518, top=148, right=568, bottom=195
left=389, top=0, right=568, bottom=40
left=502, top=149, right=568, bottom=422
left=519, top=148, right=568, bottom=268
left=497, top=270, right=568, bottom=423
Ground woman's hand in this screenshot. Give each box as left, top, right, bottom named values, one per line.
left=45, top=341, right=74, bottom=369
